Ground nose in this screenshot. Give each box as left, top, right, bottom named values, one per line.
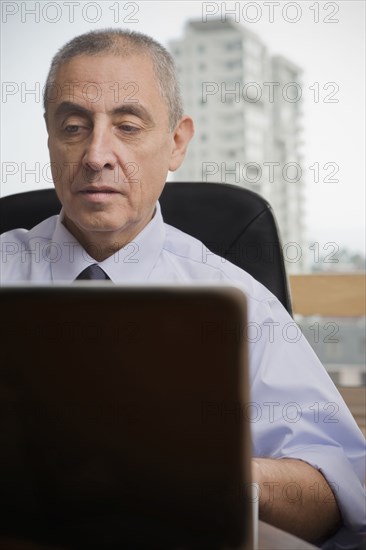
left=82, top=123, right=118, bottom=173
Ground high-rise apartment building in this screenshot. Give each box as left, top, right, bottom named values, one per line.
left=169, top=19, right=306, bottom=272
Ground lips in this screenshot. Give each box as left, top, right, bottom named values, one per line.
left=79, top=186, right=119, bottom=194
left=77, top=186, right=122, bottom=202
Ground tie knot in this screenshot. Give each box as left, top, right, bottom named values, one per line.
left=75, top=265, right=110, bottom=281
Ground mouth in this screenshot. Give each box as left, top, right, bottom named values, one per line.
left=80, top=186, right=120, bottom=193
left=78, top=187, right=121, bottom=202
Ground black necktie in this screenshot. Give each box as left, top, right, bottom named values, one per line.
left=75, top=265, right=110, bottom=280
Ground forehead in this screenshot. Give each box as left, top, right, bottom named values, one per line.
left=49, top=53, right=165, bottom=114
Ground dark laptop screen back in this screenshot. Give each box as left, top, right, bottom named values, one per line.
left=0, top=286, right=252, bottom=549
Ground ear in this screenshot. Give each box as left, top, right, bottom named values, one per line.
left=168, top=116, right=194, bottom=172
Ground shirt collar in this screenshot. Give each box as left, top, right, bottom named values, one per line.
left=51, top=203, right=166, bottom=283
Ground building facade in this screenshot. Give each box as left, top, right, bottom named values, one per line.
left=169, top=20, right=306, bottom=272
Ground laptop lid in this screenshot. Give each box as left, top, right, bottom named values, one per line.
left=0, top=285, right=252, bottom=549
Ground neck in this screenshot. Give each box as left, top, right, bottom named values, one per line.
left=82, top=237, right=128, bottom=262
left=62, top=215, right=153, bottom=262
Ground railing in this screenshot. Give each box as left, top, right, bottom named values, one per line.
left=289, top=274, right=366, bottom=435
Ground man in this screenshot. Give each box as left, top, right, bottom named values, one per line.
left=1, top=29, right=365, bottom=546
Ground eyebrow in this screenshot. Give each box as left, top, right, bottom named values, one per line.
left=54, top=101, right=154, bottom=125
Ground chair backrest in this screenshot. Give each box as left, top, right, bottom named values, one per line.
left=0, top=182, right=292, bottom=313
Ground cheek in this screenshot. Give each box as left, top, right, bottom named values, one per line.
left=126, top=155, right=166, bottom=210
left=49, top=146, right=63, bottom=186
left=138, top=156, right=169, bottom=195
left=138, top=138, right=173, bottom=179
left=49, top=142, right=82, bottom=186
left=48, top=142, right=64, bottom=174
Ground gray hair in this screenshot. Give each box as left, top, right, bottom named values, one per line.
left=43, top=28, right=183, bottom=131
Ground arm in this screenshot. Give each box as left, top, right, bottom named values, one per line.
left=252, top=457, right=341, bottom=542
left=244, top=292, right=366, bottom=539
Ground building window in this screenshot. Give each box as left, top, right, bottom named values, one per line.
left=360, top=337, right=366, bottom=357
left=225, top=59, right=242, bottom=70
left=325, top=342, right=342, bottom=362
left=225, top=40, right=242, bottom=51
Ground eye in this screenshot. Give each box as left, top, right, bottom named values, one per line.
left=64, top=125, right=81, bottom=134
left=118, top=124, right=140, bottom=134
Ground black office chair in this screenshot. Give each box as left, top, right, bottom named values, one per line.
left=0, top=182, right=292, bottom=314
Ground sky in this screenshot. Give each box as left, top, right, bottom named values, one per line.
left=1, top=0, right=365, bottom=256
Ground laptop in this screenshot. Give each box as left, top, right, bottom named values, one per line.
left=0, top=285, right=253, bottom=549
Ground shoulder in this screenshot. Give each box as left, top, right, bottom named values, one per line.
left=1, top=215, right=58, bottom=247
left=0, top=216, right=58, bottom=282
left=162, top=222, right=278, bottom=307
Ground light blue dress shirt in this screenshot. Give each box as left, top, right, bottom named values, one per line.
left=1, top=202, right=365, bottom=547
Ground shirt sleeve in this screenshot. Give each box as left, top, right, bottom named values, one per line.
left=246, top=293, right=366, bottom=536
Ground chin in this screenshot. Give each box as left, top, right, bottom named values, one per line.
left=81, top=220, right=130, bottom=234
left=65, top=213, right=124, bottom=235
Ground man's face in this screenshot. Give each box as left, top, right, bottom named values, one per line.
left=46, top=53, right=191, bottom=247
